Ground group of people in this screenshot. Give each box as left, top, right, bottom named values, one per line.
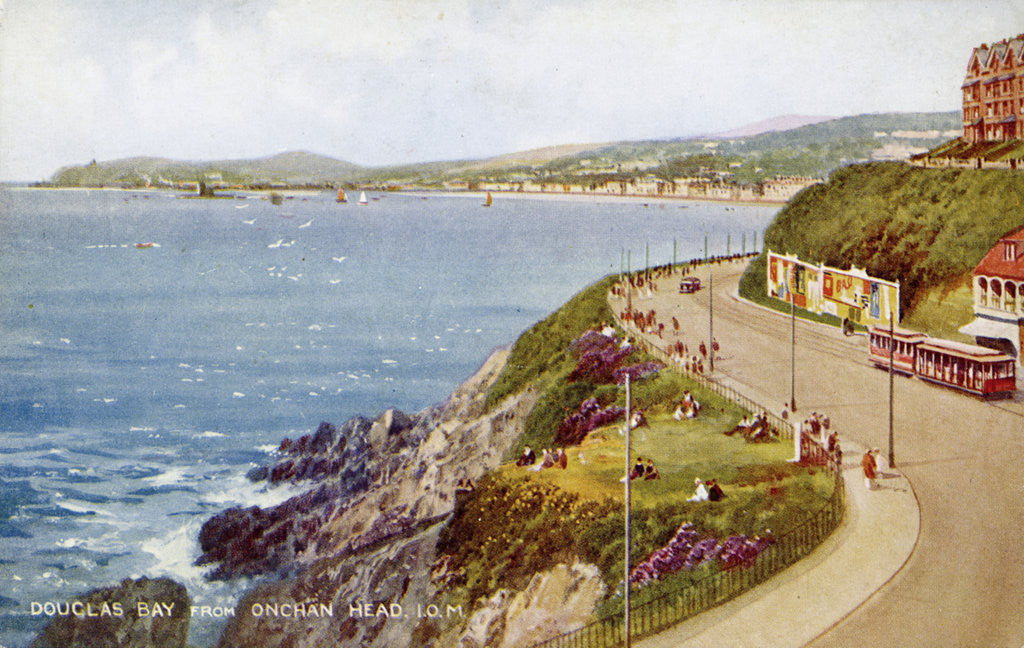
left=725, top=412, right=776, bottom=441
left=798, top=410, right=842, bottom=464
left=687, top=477, right=725, bottom=502
left=515, top=445, right=569, bottom=471
left=629, top=456, right=661, bottom=481
left=672, top=390, right=703, bottom=420
left=621, top=307, right=662, bottom=337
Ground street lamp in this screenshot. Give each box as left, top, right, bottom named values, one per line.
left=623, top=373, right=632, bottom=647
left=889, top=312, right=896, bottom=468
left=709, top=270, right=714, bottom=373
left=790, top=295, right=797, bottom=412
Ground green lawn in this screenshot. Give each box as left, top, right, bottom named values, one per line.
left=516, top=413, right=794, bottom=509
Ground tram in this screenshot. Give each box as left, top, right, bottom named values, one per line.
left=868, top=326, right=929, bottom=375
left=868, top=325, right=1016, bottom=399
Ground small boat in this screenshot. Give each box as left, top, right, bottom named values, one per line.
left=135, top=242, right=156, bottom=249
left=336, top=188, right=347, bottom=203
left=358, top=191, right=368, bottom=205
left=482, top=192, right=492, bottom=207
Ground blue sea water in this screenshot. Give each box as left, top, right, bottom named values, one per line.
left=0, top=187, right=778, bottom=646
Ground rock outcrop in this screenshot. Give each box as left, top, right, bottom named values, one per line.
left=204, top=347, right=541, bottom=647
left=457, top=562, right=606, bottom=648
left=30, top=577, right=189, bottom=648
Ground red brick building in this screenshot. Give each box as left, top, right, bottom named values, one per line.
left=962, top=35, right=1024, bottom=143
left=960, top=226, right=1024, bottom=361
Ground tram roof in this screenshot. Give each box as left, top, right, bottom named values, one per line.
left=918, top=338, right=1014, bottom=362
left=868, top=324, right=929, bottom=341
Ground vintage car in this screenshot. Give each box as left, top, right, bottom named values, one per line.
left=679, top=276, right=702, bottom=293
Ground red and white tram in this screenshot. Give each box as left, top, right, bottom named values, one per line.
left=868, top=325, right=1016, bottom=399
left=868, top=326, right=929, bottom=375
left=915, top=339, right=1016, bottom=399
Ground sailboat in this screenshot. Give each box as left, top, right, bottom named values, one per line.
left=482, top=191, right=492, bottom=207
left=358, top=191, right=368, bottom=205
left=336, top=188, right=347, bottom=203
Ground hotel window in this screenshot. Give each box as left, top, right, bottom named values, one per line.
left=1005, top=242, right=1017, bottom=261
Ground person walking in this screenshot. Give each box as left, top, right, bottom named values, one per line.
left=861, top=448, right=878, bottom=490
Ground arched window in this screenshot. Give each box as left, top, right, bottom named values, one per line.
left=992, top=279, right=1002, bottom=309
left=1007, top=282, right=1018, bottom=313
left=978, top=277, right=988, bottom=307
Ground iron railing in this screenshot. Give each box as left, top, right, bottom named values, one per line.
left=530, top=257, right=845, bottom=648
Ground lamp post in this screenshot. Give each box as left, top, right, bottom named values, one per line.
left=709, top=270, right=714, bottom=373
left=626, top=250, right=632, bottom=315
left=889, top=312, right=896, bottom=468
left=623, top=374, right=632, bottom=647
left=790, top=295, right=797, bottom=412
left=645, top=242, right=650, bottom=283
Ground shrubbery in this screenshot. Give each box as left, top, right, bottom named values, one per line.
left=740, top=162, right=1024, bottom=322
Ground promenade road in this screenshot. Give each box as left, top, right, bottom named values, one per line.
left=615, top=258, right=1024, bottom=647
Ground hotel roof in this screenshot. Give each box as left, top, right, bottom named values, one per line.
left=973, top=226, right=1024, bottom=281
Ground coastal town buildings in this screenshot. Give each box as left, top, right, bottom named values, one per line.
left=962, top=34, right=1024, bottom=143
left=960, top=226, right=1024, bottom=362
left=470, top=175, right=821, bottom=203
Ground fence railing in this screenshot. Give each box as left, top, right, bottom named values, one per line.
left=529, top=263, right=845, bottom=648
left=531, top=458, right=844, bottom=648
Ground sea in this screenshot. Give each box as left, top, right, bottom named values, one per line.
left=0, top=187, right=778, bottom=647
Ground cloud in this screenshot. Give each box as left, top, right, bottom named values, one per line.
left=1, top=0, right=1021, bottom=179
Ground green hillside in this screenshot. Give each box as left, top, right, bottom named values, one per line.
left=47, top=112, right=960, bottom=189
left=738, top=162, right=1024, bottom=337
left=49, top=151, right=363, bottom=187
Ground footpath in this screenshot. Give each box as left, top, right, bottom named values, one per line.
left=624, top=263, right=921, bottom=648
left=635, top=444, right=919, bottom=648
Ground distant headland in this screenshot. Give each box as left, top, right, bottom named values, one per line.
left=37, top=112, right=961, bottom=204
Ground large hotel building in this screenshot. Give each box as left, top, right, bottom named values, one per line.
left=962, top=34, right=1024, bottom=143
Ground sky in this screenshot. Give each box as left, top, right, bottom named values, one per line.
left=0, top=0, right=1020, bottom=181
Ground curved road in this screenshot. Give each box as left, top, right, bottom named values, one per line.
left=620, top=259, right=1024, bottom=647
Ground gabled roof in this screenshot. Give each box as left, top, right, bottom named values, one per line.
left=968, top=45, right=989, bottom=73
left=1007, top=38, right=1024, bottom=62
left=988, top=43, right=1008, bottom=69
left=974, top=226, right=1024, bottom=281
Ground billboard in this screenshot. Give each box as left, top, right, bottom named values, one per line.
left=767, top=250, right=899, bottom=326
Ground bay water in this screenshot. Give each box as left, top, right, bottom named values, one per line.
left=0, top=188, right=777, bottom=646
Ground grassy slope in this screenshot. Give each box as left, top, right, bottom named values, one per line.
left=739, top=162, right=1024, bottom=335
left=418, top=275, right=835, bottom=644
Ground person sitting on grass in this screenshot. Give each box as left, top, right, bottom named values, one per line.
left=630, top=456, right=646, bottom=480
left=529, top=448, right=554, bottom=472
left=707, top=479, right=725, bottom=501
left=630, top=409, right=648, bottom=429
left=516, top=446, right=536, bottom=467
left=687, top=477, right=709, bottom=502
left=673, top=398, right=701, bottom=421
left=725, top=415, right=751, bottom=436
left=556, top=447, right=568, bottom=469
left=644, top=459, right=660, bottom=480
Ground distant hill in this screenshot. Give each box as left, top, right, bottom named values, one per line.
left=48, top=112, right=963, bottom=188
left=709, top=114, right=837, bottom=139
left=51, top=151, right=363, bottom=187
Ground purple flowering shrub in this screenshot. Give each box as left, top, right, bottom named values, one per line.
left=555, top=397, right=625, bottom=446
left=629, top=522, right=774, bottom=588
left=567, top=330, right=664, bottom=384
left=612, top=361, right=664, bottom=384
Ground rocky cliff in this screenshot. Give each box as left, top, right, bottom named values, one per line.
left=204, top=347, right=550, bottom=647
